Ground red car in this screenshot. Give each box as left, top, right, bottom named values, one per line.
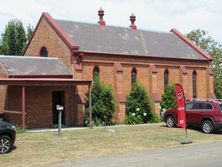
left=163, top=99, right=222, bottom=133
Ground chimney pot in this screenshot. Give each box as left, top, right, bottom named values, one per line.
left=129, top=13, right=137, bottom=30
left=98, top=7, right=106, bottom=26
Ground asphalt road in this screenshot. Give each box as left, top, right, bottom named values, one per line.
left=50, top=141, right=222, bottom=167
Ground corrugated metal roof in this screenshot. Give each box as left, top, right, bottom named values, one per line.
left=0, top=55, right=72, bottom=76
left=56, top=19, right=206, bottom=60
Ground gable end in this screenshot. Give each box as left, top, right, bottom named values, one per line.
left=171, top=28, right=213, bottom=61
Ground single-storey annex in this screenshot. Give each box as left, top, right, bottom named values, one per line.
left=0, top=8, right=215, bottom=128
left=0, top=56, right=92, bottom=128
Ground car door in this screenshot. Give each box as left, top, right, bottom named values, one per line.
left=186, top=102, right=203, bottom=126
left=200, top=103, right=214, bottom=120
left=185, top=102, right=193, bottom=125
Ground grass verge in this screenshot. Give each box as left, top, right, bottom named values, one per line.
left=1, top=123, right=222, bottom=167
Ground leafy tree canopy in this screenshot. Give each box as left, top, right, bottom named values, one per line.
left=187, top=29, right=222, bottom=98
left=160, top=84, right=176, bottom=112
left=0, top=19, right=33, bottom=55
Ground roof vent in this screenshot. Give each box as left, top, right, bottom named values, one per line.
left=129, top=13, right=137, bottom=30
left=97, top=7, right=106, bottom=26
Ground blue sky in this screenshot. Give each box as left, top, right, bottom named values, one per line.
left=0, top=0, right=222, bottom=43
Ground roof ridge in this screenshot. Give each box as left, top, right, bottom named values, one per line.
left=55, top=18, right=171, bottom=35
left=0, top=55, right=58, bottom=59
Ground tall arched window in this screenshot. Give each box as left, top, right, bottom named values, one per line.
left=40, top=47, right=48, bottom=57
left=192, top=71, right=197, bottom=98
left=131, top=68, right=137, bottom=86
left=93, top=66, right=99, bottom=80
left=164, top=69, right=169, bottom=89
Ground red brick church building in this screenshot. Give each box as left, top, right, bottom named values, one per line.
left=0, top=9, right=215, bottom=128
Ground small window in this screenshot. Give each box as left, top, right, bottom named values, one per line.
left=164, top=69, right=169, bottom=89
left=93, top=66, right=99, bottom=80
left=40, top=47, right=48, bottom=57
left=131, top=68, right=137, bottom=85
left=192, top=71, right=197, bottom=98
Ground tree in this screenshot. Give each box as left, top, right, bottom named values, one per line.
left=187, top=29, right=222, bottom=98
left=26, top=24, right=34, bottom=42
left=125, top=82, right=153, bottom=124
left=0, top=19, right=33, bottom=55
left=160, top=84, right=177, bottom=113
left=85, top=77, right=115, bottom=126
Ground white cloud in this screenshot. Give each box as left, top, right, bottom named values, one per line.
left=0, top=0, right=221, bottom=43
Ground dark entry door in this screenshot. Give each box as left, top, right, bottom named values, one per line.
left=52, top=91, right=65, bottom=125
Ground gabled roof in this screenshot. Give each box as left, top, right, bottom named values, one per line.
left=25, top=12, right=213, bottom=61
left=56, top=19, right=210, bottom=60
left=0, top=55, right=72, bottom=77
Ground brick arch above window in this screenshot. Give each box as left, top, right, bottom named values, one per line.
left=192, top=70, right=197, bottom=98
left=93, top=66, right=100, bottom=80
left=131, top=67, right=137, bottom=86
left=40, top=46, right=48, bottom=57
left=164, top=69, right=169, bottom=89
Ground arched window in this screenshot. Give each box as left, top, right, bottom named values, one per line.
left=131, top=68, right=137, bottom=85
left=164, top=69, right=169, bottom=89
left=40, top=47, right=48, bottom=57
left=192, top=71, right=197, bottom=98
left=93, top=66, right=99, bottom=80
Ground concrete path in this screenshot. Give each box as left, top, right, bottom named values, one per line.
left=50, top=141, right=222, bottom=167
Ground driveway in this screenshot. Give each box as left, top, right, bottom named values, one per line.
left=50, top=141, right=222, bottom=167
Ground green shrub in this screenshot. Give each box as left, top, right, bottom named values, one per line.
left=125, top=82, right=152, bottom=124
left=125, top=114, right=143, bottom=124
left=160, top=84, right=176, bottom=114
left=150, top=112, right=160, bottom=123
left=85, top=77, right=115, bottom=126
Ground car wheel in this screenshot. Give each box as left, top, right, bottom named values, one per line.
left=0, top=135, right=12, bottom=154
left=166, top=116, right=176, bottom=127
left=202, top=120, right=215, bottom=134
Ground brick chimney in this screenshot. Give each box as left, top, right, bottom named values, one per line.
left=129, top=13, right=137, bottom=30
left=97, top=7, right=106, bottom=26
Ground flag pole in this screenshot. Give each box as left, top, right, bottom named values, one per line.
left=175, top=84, right=192, bottom=144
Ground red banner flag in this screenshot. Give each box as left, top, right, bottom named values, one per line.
left=175, top=84, right=186, bottom=129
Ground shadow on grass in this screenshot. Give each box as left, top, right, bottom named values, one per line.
left=8, top=145, right=17, bottom=154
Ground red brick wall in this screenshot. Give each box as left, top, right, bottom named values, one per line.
left=24, top=17, right=72, bottom=70
left=4, top=86, right=75, bottom=128
left=82, top=53, right=211, bottom=101
left=75, top=53, right=212, bottom=120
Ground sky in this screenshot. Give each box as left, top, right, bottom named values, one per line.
left=0, top=0, right=222, bottom=43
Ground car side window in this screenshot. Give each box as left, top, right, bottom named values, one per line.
left=190, top=102, right=213, bottom=110
left=191, top=103, right=199, bottom=110
left=191, top=103, right=204, bottom=110
left=187, top=102, right=213, bottom=111
left=219, top=104, right=222, bottom=111
left=186, top=103, right=193, bottom=110
left=204, top=103, right=213, bottom=110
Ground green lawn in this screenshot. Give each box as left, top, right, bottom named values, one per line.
left=1, top=123, right=222, bottom=167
